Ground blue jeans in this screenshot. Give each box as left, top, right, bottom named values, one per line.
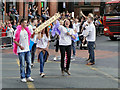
left=41, top=15, right=47, bottom=20
left=72, top=41, right=76, bottom=56
left=18, top=51, right=31, bottom=79
left=39, top=51, right=48, bottom=73
left=87, top=42, right=95, bottom=63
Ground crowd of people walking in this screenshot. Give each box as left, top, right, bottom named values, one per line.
left=0, top=5, right=104, bottom=83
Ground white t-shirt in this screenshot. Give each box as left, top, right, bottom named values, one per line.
left=28, top=25, right=37, bottom=43
left=82, top=21, right=88, bottom=28
left=73, top=23, right=80, bottom=33
left=13, top=29, right=30, bottom=53
left=36, top=34, right=50, bottom=49
left=84, top=22, right=96, bottom=42
left=7, top=27, right=14, bottom=37
left=81, top=21, right=89, bottom=36
left=58, top=25, right=75, bottom=46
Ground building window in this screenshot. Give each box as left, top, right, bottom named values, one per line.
left=74, top=0, right=78, bottom=5
left=84, top=0, right=91, bottom=5
left=74, top=2, right=78, bottom=5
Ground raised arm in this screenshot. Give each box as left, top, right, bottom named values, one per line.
left=80, top=10, right=87, bottom=19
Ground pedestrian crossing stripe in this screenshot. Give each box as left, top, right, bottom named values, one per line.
left=16, top=59, right=36, bottom=89
left=27, top=82, right=36, bottom=89
left=16, top=59, right=20, bottom=66
left=88, top=66, right=120, bottom=83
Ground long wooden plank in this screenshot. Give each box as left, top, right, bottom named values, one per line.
left=35, top=13, right=60, bottom=34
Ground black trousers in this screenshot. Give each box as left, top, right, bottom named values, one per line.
left=31, top=43, right=36, bottom=64
left=59, top=45, right=71, bottom=71
left=55, top=40, right=59, bottom=52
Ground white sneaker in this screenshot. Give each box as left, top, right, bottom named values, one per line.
left=39, top=72, right=42, bottom=75
left=41, top=73, right=45, bottom=78
left=21, top=78, right=27, bottom=83
left=27, top=77, right=34, bottom=82
left=71, top=58, right=75, bottom=61
left=31, top=63, right=34, bottom=67
left=53, top=57, right=57, bottom=61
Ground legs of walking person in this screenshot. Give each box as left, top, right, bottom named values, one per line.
left=54, top=40, right=59, bottom=61
left=98, top=26, right=101, bottom=36
left=39, top=51, right=45, bottom=73
left=87, top=42, right=91, bottom=61
left=25, top=51, right=31, bottom=78
left=55, top=40, right=59, bottom=52
left=87, top=42, right=95, bottom=64
left=44, top=51, right=48, bottom=62
left=31, top=43, right=36, bottom=65
left=65, top=45, right=71, bottom=71
left=18, top=52, right=26, bottom=79
left=39, top=51, right=47, bottom=77
left=89, top=42, right=95, bottom=63
left=72, top=41, right=76, bottom=57
left=18, top=51, right=33, bottom=82
left=77, top=41, right=79, bottom=46
left=15, top=16, right=19, bottom=24
left=60, top=46, right=65, bottom=71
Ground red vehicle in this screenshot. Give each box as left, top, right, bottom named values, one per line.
left=103, top=0, right=120, bottom=40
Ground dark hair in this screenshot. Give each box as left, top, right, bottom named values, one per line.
left=45, top=27, right=49, bottom=38
left=31, top=18, right=37, bottom=23
left=33, top=5, right=36, bottom=7
left=41, top=27, right=49, bottom=38
left=63, top=19, right=70, bottom=27
left=20, top=18, right=27, bottom=25
left=12, top=5, right=15, bottom=8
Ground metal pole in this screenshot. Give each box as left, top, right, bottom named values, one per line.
left=44, top=0, right=46, bottom=10
left=3, top=11, right=4, bottom=23
left=23, top=2, right=25, bottom=18
left=2, top=0, right=5, bottom=23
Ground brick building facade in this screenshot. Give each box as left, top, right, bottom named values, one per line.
left=2, top=0, right=107, bottom=22
left=74, top=1, right=102, bottom=18
left=3, top=0, right=58, bottom=21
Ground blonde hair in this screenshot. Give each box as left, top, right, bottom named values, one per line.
left=59, top=20, right=64, bottom=25
left=88, top=13, right=94, bottom=18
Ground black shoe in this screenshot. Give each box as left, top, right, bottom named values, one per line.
left=86, top=58, right=91, bottom=61
left=61, top=71, right=64, bottom=76
left=64, top=70, right=71, bottom=75
left=86, top=62, right=95, bottom=65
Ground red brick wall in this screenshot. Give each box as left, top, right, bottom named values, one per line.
left=49, top=2, right=58, bottom=16
left=74, top=1, right=101, bottom=17
left=74, top=8, right=80, bottom=18
left=79, top=2, right=84, bottom=5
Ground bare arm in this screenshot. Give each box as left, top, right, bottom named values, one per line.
left=13, top=40, right=24, bottom=50
left=46, top=41, right=49, bottom=49
left=42, top=8, right=49, bottom=14
left=67, top=32, right=76, bottom=40
left=80, top=10, right=87, bottom=19
left=71, top=35, right=76, bottom=40
left=31, top=32, right=35, bottom=38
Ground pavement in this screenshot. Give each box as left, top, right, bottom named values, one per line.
left=1, top=35, right=120, bottom=89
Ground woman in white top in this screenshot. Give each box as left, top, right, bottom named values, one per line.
left=54, top=19, right=76, bottom=76
left=7, top=24, right=14, bottom=37
left=36, top=27, right=50, bottom=78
